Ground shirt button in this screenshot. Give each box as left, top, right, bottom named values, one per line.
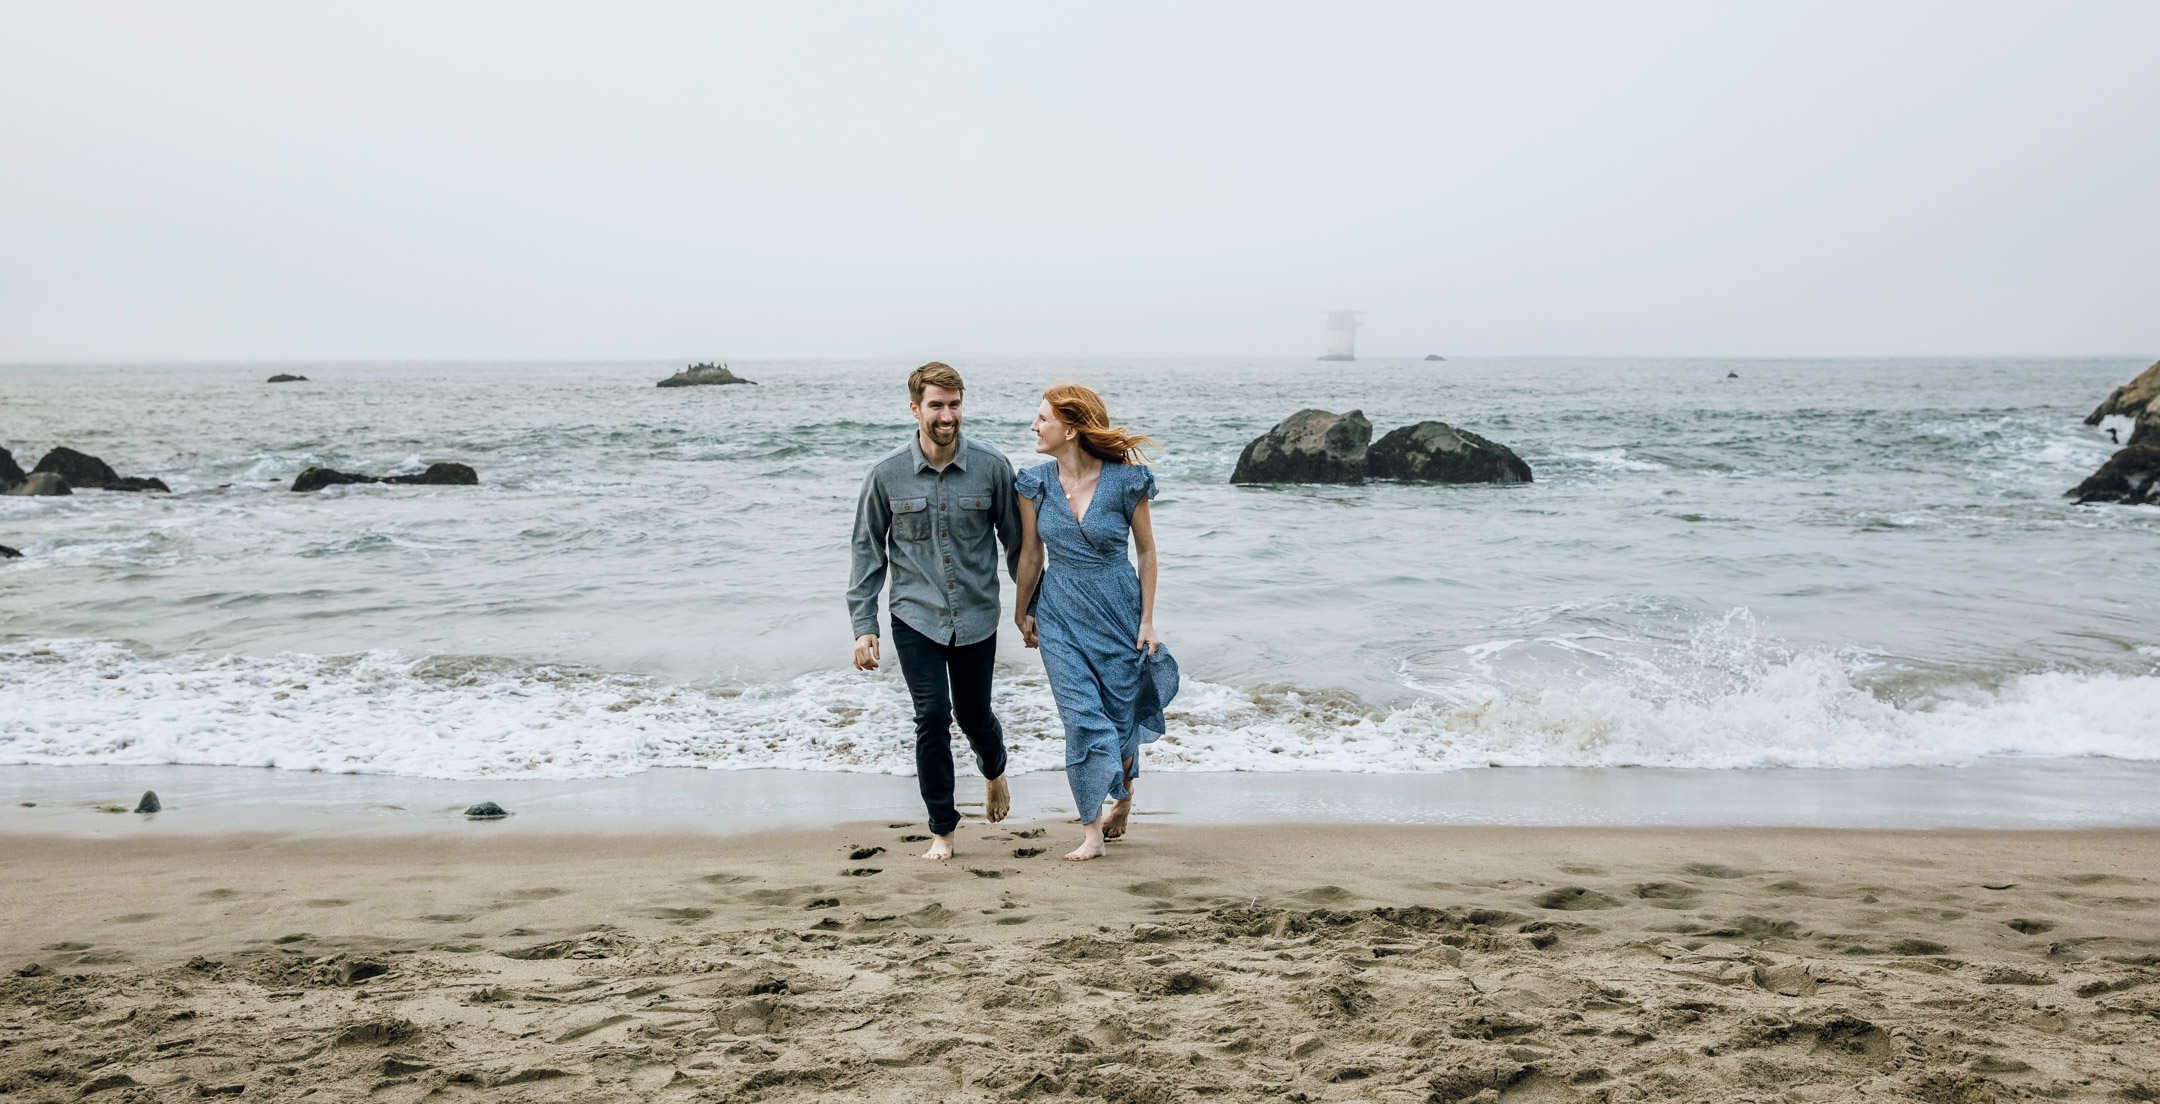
left=948, top=583, right=955, bottom=589
left=944, top=556, right=951, bottom=563
left=940, top=504, right=947, bottom=511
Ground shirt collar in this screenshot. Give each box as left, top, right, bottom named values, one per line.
left=912, top=431, right=969, bottom=474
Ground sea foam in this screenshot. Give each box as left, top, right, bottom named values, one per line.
left=3, top=636, right=2154, bottom=781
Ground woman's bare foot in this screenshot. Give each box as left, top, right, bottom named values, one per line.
left=1103, top=769, right=1134, bottom=839
left=1064, top=821, right=1107, bottom=861
left=921, top=833, right=954, bottom=860
left=985, top=776, right=1010, bottom=824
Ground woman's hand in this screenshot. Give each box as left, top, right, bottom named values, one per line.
left=1136, top=620, right=1161, bottom=656
left=1021, top=614, right=1039, bottom=649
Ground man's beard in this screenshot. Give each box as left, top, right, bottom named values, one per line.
left=926, top=422, right=958, bottom=442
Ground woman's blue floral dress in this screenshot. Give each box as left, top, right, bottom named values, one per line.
left=1017, top=460, right=1179, bottom=824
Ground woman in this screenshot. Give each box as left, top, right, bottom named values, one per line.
left=1013, top=384, right=1178, bottom=861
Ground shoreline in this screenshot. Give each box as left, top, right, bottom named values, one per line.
left=3, top=758, right=2159, bottom=839
left=3, top=823, right=2156, bottom=1101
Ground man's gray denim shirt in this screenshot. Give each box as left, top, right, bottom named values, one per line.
left=848, top=432, right=1021, bottom=647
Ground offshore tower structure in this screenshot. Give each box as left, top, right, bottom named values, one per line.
left=1320, top=310, right=1360, bottom=361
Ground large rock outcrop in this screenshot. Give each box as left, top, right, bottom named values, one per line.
left=656, top=363, right=755, bottom=388
left=4, top=472, right=71, bottom=496
left=2066, top=445, right=2160, bottom=506
left=1230, top=409, right=1372, bottom=484
left=2128, top=408, right=2160, bottom=448
left=2085, top=361, right=2160, bottom=425
left=0, top=447, right=23, bottom=490
left=32, top=448, right=168, bottom=492
left=291, top=462, right=479, bottom=493
left=1366, top=421, right=1533, bottom=484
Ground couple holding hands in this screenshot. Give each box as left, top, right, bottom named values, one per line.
left=847, top=362, right=1177, bottom=862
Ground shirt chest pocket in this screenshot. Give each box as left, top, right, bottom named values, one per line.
left=952, top=494, right=992, bottom=539
left=891, top=496, right=931, bottom=541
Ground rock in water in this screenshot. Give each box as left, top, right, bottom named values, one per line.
left=1424, top=354, right=1446, bottom=362
left=267, top=373, right=308, bottom=383
left=464, top=801, right=510, bottom=819
left=2085, top=360, right=2160, bottom=425
left=134, top=791, right=161, bottom=813
left=30, top=447, right=167, bottom=492
left=656, top=363, right=756, bottom=387
left=385, top=462, right=478, bottom=486
left=0, top=545, right=20, bottom=559
left=34, top=447, right=119, bottom=488
left=1367, top=421, right=1533, bottom=484
left=0, top=447, right=24, bottom=490
left=2066, top=445, right=2160, bottom=505
left=1230, top=409, right=1372, bottom=484
left=2130, top=409, right=2160, bottom=448
left=3, top=472, right=71, bottom=496
left=292, top=463, right=478, bottom=492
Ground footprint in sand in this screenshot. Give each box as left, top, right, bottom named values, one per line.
left=1534, top=887, right=1622, bottom=911
left=303, top=899, right=351, bottom=908
left=742, top=887, right=820, bottom=905
left=644, top=907, right=712, bottom=923
left=419, top=914, right=475, bottom=924
left=1013, top=829, right=1046, bottom=839
left=2005, top=918, right=2055, bottom=935
left=887, top=823, right=914, bottom=829
left=1124, top=877, right=1214, bottom=899
left=1296, top=886, right=1357, bottom=903
left=1560, top=864, right=1608, bottom=876
left=842, top=868, right=882, bottom=877
left=1635, top=883, right=1702, bottom=908
left=511, top=887, right=571, bottom=900
left=1014, top=848, right=1045, bottom=859
left=198, top=889, right=243, bottom=901
left=804, top=898, right=840, bottom=910
left=107, top=913, right=159, bottom=924
left=899, top=835, right=931, bottom=843
left=849, top=847, right=887, bottom=861
left=700, top=873, right=752, bottom=886
left=40, top=942, right=92, bottom=951
left=967, top=869, right=1006, bottom=879
left=1684, top=863, right=1751, bottom=880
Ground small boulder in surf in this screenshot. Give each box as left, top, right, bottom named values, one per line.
left=1366, top=421, right=1533, bottom=484
left=292, top=462, right=479, bottom=492
left=0, top=447, right=24, bottom=490
left=0, top=544, right=21, bottom=559
left=1230, top=409, right=1372, bottom=484
left=2066, top=445, right=2160, bottom=505
left=3, top=472, right=71, bottom=496
left=2085, top=360, right=2160, bottom=425
left=31, top=447, right=168, bottom=492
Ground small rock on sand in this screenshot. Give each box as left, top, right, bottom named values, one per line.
left=134, top=791, right=160, bottom=814
left=464, top=801, right=510, bottom=819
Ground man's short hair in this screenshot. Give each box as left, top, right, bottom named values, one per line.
left=908, top=362, right=966, bottom=404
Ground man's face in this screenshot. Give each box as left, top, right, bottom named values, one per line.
left=912, top=384, right=962, bottom=446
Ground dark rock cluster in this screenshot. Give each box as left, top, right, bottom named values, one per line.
left=2069, top=361, right=2160, bottom=504
left=1230, top=410, right=1532, bottom=486
left=1, top=446, right=168, bottom=496
left=267, top=373, right=308, bottom=383
left=291, top=462, right=479, bottom=493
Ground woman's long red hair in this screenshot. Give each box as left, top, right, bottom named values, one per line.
left=1044, top=383, right=1156, bottom=464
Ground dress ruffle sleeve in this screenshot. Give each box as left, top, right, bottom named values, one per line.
left=1015, top=463, right=1049, bottom=501
left=1127, top=464, right=1157, bottom=518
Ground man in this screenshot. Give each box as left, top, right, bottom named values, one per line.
left=848, top=362, right=1019, bottom=859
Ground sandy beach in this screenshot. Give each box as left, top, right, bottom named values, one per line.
left=4, top=821, right=2156, bottom=1103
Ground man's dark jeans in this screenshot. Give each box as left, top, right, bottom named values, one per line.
left=890, top=618, right=1007, bottom=837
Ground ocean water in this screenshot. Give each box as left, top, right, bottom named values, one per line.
left=2, top=358, right=2156, bottom=782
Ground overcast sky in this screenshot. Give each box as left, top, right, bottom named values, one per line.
left=3, top=2, right=2156, bottom=361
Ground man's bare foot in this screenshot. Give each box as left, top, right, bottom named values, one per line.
left=921, top=833, right=954, bottom=860
left=985, top=775, right=1010, bottom=824
left=1064, top=822, right=1107, bottom=861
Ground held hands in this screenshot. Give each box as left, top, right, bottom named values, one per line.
left=1136, top=620, right=1161, bottom=657
left=852, top=633, right=880, bottom=671
left=1016, top=612, right=1038, bottom=649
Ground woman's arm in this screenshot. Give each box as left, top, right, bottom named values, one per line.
left=1013, top=494, right=1044, bottom=647
left=1131, top=498, right=1159, bottom=655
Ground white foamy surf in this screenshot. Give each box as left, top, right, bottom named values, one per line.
left=4, top=635, right=2155, bottom=781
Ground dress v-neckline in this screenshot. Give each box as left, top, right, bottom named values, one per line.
left=1060, top=462, right=1103, bottom=527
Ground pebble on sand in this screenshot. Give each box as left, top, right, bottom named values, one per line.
left=133, top=791, right=160, bottom=813
left=464, top=801, right=510, bottom=819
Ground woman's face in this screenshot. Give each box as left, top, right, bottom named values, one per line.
left=1031, top=400, right=1072, bottom=454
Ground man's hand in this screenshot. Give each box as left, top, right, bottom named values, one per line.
left=852, top=633, right=880, bottom=671
left=1021, top=615, right=1038, bottom=649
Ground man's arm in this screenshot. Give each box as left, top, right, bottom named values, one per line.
left=846, top=468, right=892, bottom=646
left=993, top=456, right=1022, bottom=581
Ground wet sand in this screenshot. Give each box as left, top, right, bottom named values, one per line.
left=3, top=821, right=2157, bottom=1102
